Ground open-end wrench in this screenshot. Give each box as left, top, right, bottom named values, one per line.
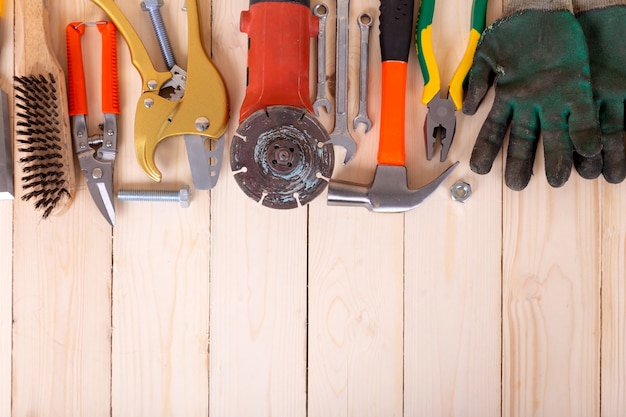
left=353, top=12, right=372, bottom=132
left=326, top=0, right=357, bottom=164
left=313, top=4, right=331, bottom=116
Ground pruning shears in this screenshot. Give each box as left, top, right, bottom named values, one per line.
left=67, top=21, right=119, bottom=226
left=417, top=0, right=488, bottom=161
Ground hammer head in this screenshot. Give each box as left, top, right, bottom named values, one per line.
left=327, top=163, right=458, bottom=213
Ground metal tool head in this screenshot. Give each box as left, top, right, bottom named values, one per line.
left=327, top=131, right=357, bottom=165
left=327, top=162, right=459, bottom=212
left=72, top=113, right=117, bottom=226
left=183, top=133, right=224, bottom=190
left=425, top=97, right=457, bottom=162
left=312, top=3, right=331, bottom=116
left=0, top=90, right=13, bottom=200
left=231, top=106, right=334, bottom=209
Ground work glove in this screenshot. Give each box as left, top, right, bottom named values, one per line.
left=463, top=0, right=602, bottom=190
left=574, top=0, right=626, bottom=183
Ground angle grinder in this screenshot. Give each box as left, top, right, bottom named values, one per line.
left=231, top=0, right=334, bottom=209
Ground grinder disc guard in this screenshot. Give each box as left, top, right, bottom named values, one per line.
left=231, top=106, right=334, bottom=209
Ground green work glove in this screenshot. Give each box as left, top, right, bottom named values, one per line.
left=575, top=1, right=626, bottom=183
left=463, top=2, right=602, bottom=190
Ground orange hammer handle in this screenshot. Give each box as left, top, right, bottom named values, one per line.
left=378, top=61, right=407, bottom=166
left=377, top=0, right=414, bottom=166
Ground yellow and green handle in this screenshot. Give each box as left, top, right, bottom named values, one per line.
left=417, top=0, right=488, bottom=109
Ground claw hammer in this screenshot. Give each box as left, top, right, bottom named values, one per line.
left=327, top=0, right=458, bottom=212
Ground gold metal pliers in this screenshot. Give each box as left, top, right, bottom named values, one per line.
left=92, top=0, right=229, bottom=189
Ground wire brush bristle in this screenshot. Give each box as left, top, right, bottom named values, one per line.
left=14, top=73, right=72, bottom=218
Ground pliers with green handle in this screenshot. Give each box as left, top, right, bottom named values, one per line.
left=417, top=0, right=488, bottom=161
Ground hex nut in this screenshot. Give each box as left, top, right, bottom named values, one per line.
left=450, top=181, right=472, bottom=203
left=179, top=185, right=191, bottom=208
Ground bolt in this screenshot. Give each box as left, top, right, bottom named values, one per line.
left=92, top=168, right=103, bottom=180
left=144, top=98, right=154, bottom=108
left=141, top=0, right=177, bottom=70
left=195, top=117, right=210, bottom=132
left=450, top=181, right=472, bottom=203
left=147, top=79, right=158, bottom=90
left=117, top=185, right=192, bottom=208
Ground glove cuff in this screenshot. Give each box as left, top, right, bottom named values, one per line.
left=504, top=0, right=573, bottom=15
left=573, top=0, right=626, bottom=13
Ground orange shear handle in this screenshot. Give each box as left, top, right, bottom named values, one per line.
left=66, top=22, right=87, bottom=116
left=98, top=21, right=120, bottom=115
left=66, top=21, right=120, bottom=117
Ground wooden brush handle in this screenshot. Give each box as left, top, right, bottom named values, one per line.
left=17, top=0, right=65, bottom=75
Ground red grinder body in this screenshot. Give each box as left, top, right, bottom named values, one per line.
left=239, top=0, right=318, bottom=122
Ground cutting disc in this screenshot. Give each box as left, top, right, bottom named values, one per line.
left=231, top=106, right=334, bottom=209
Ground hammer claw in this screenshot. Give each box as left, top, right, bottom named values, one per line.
left=328, top=162, right=459, bottom=212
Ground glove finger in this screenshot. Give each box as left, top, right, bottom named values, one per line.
left=470, top=97, right=512, bottom=175
left=601, top=130, right=626, bottom=183
left=599, top=101, right=626, bottom=183
left=574, top=152, right=603, bottom=180
left=567, top=92, right=602, bottom=158
left=542, top=128, right=574, bottom=188
left=462, top=52, right=494, bottom=116
left=504, top=110, right=539, bottom=191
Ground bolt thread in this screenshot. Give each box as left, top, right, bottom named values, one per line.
left=117, top=190, right=180, bottom=202
left=147, top=8, right=177, bottom=70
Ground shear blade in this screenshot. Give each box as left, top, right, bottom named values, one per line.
left=184, top=134, right=224, bottom=190
left=87, top=174, right=115, bottom=226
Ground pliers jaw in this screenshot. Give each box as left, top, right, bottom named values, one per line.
left=425, top=96, right=457, bottom=162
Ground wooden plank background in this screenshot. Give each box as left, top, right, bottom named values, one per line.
left=0, top=0, right=624, bottom=416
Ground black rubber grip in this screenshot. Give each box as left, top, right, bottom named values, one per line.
left=379, top=0, right=414, bottom=62
left=250, top=0, right=310, bottom=6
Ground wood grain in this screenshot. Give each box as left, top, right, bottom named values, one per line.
left=110, top=1, right=211, bottom=415
left=502, top=175, right=601, bottom=417
left=12, top=1, right=112, bottom=416
left=0, top=1, right=13, bottom=415
left=601, top=183, right=626, bottom=416
left=404, top=0, right=503, bottom=414
left=308, top=1, right=404, bottom=416
left=0, top=0, right=622, bottom=416
left=209, top=1, right=308, bottom=416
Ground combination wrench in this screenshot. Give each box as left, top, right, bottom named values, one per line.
left=313, top=4, right=331, bottom=115
left=326, top=0, right=357, bottom=164
left=353, top=13, right=372, bottom=133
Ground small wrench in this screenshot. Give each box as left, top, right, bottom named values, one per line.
left=353, top=13, right=372, bottom=133
left=313, top=4, right=331, bottom=116
left=327, top=0, right=357, bottom=164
